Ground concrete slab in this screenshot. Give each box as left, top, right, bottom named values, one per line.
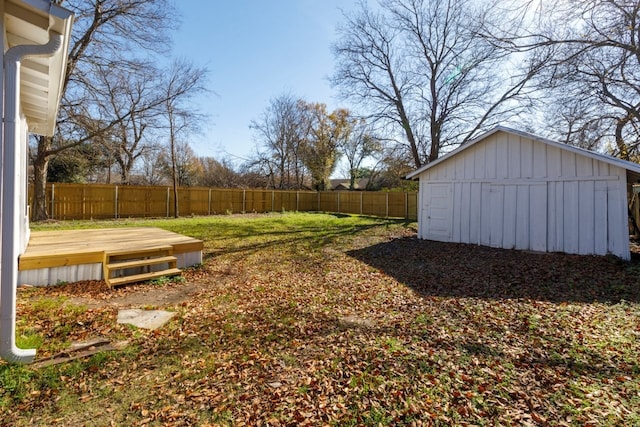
left=117, top=309, right=176, bottom=330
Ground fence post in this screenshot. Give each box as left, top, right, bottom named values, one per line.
left=386, top=192, right=389, bottom=218
left=317, top=192, right=320, bottom=212
left=166, top=187, right=170, bottom=218
left=337, top=191, right=340, bottom=213
left=50, top=183, right=55, bottom=220
left=360, top=191, right=363, bottom=215
left=208, top=188, right=212, bottom=216
left=115, top=185, right=119, bottom=219
left=296, top=191, right=299, bottom=212
left=272, top=190, right=275, bottom=212
left=243, top=189, right=246, bottom=213
left=405, top=192, right=408, bottom=220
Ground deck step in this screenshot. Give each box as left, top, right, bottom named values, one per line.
left=103, top=246, right=180, bottom=288
left=107, top=268, right=182, bottom=287
left=106, top=255, right=178, bottom=271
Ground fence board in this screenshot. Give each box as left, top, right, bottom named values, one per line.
left=119, top=186, right=167, bottom=218
left=31, top=183, right=417, bottom=221
left=362, top=192, right=388, bottom=217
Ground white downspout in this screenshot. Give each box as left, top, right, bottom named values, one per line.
left=0, top=31, right=63, bottom=364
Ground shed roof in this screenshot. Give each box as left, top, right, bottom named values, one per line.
left=406, top=126, right=640, bottom=183
left=4, top=0, right=74, bottom=136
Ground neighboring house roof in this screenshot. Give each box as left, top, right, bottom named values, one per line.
left=332, top=182, right=350, bottom=191
left=406, top=126, right=640, bottom=183
left=5, top=0, right=74, bottom=136
left=330, top=178, right=370, bottom=190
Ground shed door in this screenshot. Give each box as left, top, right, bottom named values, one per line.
left=423, top=183, right=453, bottom=241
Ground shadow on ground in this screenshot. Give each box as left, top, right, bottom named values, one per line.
left=203, top=220, right=389, bottom=260
left=347, top=237, right=640, bottom=304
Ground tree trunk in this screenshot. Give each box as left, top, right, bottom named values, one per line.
left=119, top=166, right=130, bottom=186
left=615, top=116, right=631, bottom=161
left=170, top=127, right=179, bottom=218
left=397, top=101, right=421, bottom=168
left=31, top=136, right=52, bottom=221
left=429, top=122, right=441, bottom=163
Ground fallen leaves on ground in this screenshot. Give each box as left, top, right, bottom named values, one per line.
left=3, top=214, right=640, bottom=426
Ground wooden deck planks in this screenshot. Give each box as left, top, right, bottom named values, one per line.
left=19, top=227, right=203, bottom=271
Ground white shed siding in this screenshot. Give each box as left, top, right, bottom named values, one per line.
left=416, top=130, right=632, bottom=259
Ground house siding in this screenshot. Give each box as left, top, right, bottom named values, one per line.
left=417, top=130, right=630, bottom=259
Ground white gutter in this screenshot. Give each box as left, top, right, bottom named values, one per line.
left=0, top=31, right=63, bottom=364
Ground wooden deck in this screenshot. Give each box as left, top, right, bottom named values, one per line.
left=18, top=228, right=203, bottom=286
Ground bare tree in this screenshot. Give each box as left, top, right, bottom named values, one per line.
left=338, top=118, right=383, bottom=190
left=90, top=61, right=165, bottom=184
left=249, top=94, right=307, bottom=189
left=540, top=89, right=616, bottom=152
left=160, top=60, right=209, bottom=217
left=158, top=140, right=202, bottom=188
left=332, top=4, right=421, bottom=166
left=196, top=157, right=241, bottom=188
left=332, top=0, right=539, bottom=168
left=487, top=1, right=640, bottom=158
left=31, top=0, right=178, bottom=220
left=134, top=145, right=167, bottom=185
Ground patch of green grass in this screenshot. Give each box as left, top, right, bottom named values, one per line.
left=359, top=407, right=395, bottom=425
left=147, top=275, right=181, bottom=286
left=16, top=330, right=44, bottom=349
left=30, top=212, right=404, bottom=249
left=27, top=296, right=87, bottom=318
left=377, top=336, right=405, bottom=352
left=349, top=371, right=386, bottom=396
left=414, top=313, right=434, bottom=325
left=0, top=365, right=34, bottom=404
left=30, top=296, right=68, bottom=312
left=211, top=410, right=235, bottom=425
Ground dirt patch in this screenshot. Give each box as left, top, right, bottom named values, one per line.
left=20, top=278, right=210, bottom=309
left=67, top=281, right=205, bottom=308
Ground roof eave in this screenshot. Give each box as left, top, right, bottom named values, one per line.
left=405, top=126, right=640, bottom=179
left=6, top=0, right=74, bottom=137
left=32, top=2, right=73, bottom=137
left=41, top=10, right=73, bottom=137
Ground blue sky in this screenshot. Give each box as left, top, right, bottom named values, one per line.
left=172, top=1, right=362, bottom=164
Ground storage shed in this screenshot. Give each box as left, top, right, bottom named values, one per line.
left=406, top=126, right=640, bottom=260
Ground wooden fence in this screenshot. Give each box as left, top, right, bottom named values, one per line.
left=31, top=183, right=418, bottom=221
